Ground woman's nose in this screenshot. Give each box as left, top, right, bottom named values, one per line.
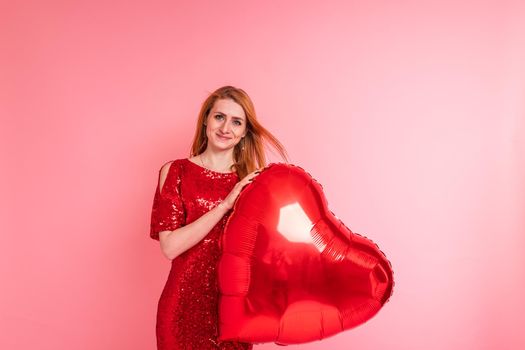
left=221, top=120, right=230, bottom=132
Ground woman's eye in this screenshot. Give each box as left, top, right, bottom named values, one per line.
left=214, top=114, right=241, bottom=126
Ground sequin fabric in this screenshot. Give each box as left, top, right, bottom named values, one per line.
left=150, top=158, right=253, bottom=350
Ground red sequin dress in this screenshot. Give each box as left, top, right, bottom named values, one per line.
left=150, top=158, right=253, bottom=350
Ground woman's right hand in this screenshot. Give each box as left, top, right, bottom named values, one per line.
left=220, top=168, right=263, bottom=210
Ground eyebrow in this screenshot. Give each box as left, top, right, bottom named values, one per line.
left=214, top=111, right=245, bottom=121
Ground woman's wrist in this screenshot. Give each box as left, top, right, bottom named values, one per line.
left=217, top=201, right=230, bottom=212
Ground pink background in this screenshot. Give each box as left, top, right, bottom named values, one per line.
left=2, top=0, right=524, bottom=349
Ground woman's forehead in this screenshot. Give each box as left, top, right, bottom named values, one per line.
left=211, top=99, right=246, bottom=120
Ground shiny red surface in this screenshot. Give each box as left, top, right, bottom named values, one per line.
left=218, top=163, right=394, bottom=345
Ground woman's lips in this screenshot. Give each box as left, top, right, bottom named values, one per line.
left=217, top=134, right=231, bottom=140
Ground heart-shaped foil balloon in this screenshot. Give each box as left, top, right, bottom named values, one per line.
left=217, top=163, right=394, bottom=345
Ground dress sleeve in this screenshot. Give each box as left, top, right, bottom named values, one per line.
left=149, top=160, right=186, bottom=240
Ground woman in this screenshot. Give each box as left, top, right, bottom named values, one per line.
left=149, top=85, right=289, bottom=349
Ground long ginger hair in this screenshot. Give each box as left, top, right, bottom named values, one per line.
left=190, top=85, right=289, bottom=179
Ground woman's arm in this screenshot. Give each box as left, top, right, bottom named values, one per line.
left=156, top=163, right=260, bottom=260
left=158, top=202, right=229, bottom=260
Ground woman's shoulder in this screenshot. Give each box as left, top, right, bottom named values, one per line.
left=158, top=159, right=176, bottom=170
left=159, top=158, right=189, bottom=166
left=156, top=159, right=186, bottom=192
left=157, top=158, right=186, bottom=178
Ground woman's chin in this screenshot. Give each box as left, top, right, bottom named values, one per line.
left=209, top=142, right=236, bottom=151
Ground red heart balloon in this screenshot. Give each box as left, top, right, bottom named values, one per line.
left=218, top=163, right=394, bottom=345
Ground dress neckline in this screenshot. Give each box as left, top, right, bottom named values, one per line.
left=183, top=158, right=237, bottom=176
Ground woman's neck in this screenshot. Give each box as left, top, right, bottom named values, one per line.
left=199, top=150, right=235, bottom=173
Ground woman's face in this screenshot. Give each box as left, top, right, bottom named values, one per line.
left=205, top=98, right=247, bottom=151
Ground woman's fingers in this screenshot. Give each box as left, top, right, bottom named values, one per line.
left=248, top=171, right=260, bottom=182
